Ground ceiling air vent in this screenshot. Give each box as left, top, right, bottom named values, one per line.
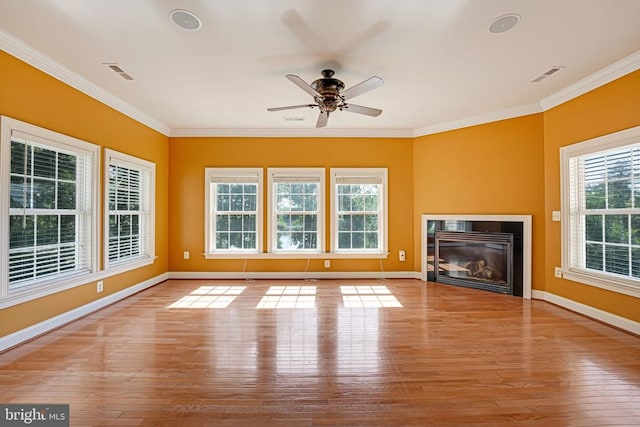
left=531, top=66, right=565, bottom=83
left=104, top=63, right=134, bottom=80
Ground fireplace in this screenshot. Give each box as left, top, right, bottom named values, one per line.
left=435, top=231, right=514, bottom=295
left=421, top=215, right=531, bottom=298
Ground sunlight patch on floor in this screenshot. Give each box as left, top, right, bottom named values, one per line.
left=256, top=286, right=316, bottom=309
left=168, top=286, right=246, bottom=309
left=340, top=285, right=403, bottom=308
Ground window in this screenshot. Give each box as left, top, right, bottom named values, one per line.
left=205, top=168, right=263, bottom=254
left=268, top=168, right=324, bottom=253
left=331, top=168, right=387, bottom=254
left=0, top=116, right=99, bottom=303
left=561, top=125, right=640, bottom=297
left=105, top=149, right=155, bottom=270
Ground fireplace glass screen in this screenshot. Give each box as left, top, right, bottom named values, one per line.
left=435, top=231, right=514, bottom=294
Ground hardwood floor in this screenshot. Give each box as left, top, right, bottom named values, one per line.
left=1, top=279, right=639, bottom=426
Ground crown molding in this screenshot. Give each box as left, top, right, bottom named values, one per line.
left=0, top=29, right=171, bottom=136
left=413, top=103, right=543, bottom=137
left=540, top=49, right=640, bottom=111
left=169, top=127, right=414, bottom=138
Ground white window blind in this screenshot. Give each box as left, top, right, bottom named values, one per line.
left=1, top=116, right=99, bottom=302
left=561, top=125, right=640, bottom=297
left=105, top=149, right=155, bottom=270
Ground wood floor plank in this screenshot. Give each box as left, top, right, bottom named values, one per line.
left=1, top=279, right=639, bottom=426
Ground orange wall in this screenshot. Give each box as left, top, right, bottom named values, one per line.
left=168, top=137, right=414, bottom=273
left=412, top=114, right=546, bottom=290
left=0, top=51, right=169, bottom=336
left=543, top=70, right=640, bottom=322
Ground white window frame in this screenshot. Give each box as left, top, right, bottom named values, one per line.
left=560, top=125, right=640, bottom=298
left=104, top=149, right=156, bottom=272
left=0, top=116, right=99, bottom=308
left=330, top=168, right=388, bottom=256
left=268, top=168, right=325, bottom=254
left=204, top=168, right=263, bottom=256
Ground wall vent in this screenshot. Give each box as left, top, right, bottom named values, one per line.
left=531, top=66, right=565, bottom=83
left=104, top=63, right=134, bottom=80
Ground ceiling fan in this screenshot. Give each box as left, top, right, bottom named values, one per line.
left=267, top=69, right=384, bottom=128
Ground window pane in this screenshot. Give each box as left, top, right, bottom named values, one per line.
left=607, top=151, right=632, bottom=179
left=352, top=232, right=364, bottom=248
left=216, top=233, right=229, bottom=249
left=9, top=215, right=34, bottom=249
left=57, top=153, right=76, bottom=180
left=290, top=194, right=304, bottom=211
left=604, top=215, right=628, bottom=244
left=217, top=194, right=229, bottom=211
left=229, top=232, right=242, bottom=249
left=243, top=194, right=256, bottom=211
left=290, top=215, right=303, bottom=231
left=60, top=215, right=75, bottom=243
left=365, top=232, right=379, bottom=249
left=338, top=215, right=351, bottom=231
left=277, top=214, right=290, bottom=231
left=304, top=215, right=317, bottom=231
left=585, top=215, right=602, bottom=242
left=216, top=215, right=229, bottom=231
left=338, top=232, right=351, bottom=249
left=605, top=245, right=629, bottom=276
left=365, top=214, right=379, bottom=232
left=57, top=181, right=76, bottom=209
left=585, top=182, right=606, bottom=209
left=33, top=179, right=55, bottom=209
left=229, top=214, right=243, bottom=231
left=243, top=232, right=256, bottom=249
left=304, top=195, right=317, bottom=211
left=607, top=179, right=632, bottom=208
left=36, top=215, right=59, bottom=246
left=339, top=194, right=351, bottom=211
left=245, top=215, right=256, bottom=232
left=230, top=193, right=243, bottom=211
left=365, top=194, right=378, bottom=211
left=352, top=214, right=364, bottom=231
left=10, top=176, right=30, bottom=209
left=11, top=140, right=30, bottom=174
left=303, top=233, right=317, bottom=249
left=585, top=243, right=603, bottom=271
left=32, top=147, right=56, bottom=178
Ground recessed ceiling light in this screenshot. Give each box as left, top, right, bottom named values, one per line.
left=489, top=13, right=520, bottom=34
left=170, top=9, right=202, bottom=31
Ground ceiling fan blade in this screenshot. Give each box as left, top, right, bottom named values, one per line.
left=316, top=111, right=329, bottom=128
left=286, top=74, right=322, bottom=98
left=341, top=76, right=384, bottom=100
left=267, top=104, right=316, bottom=112
left=281, top=9, right=324, bottom=53
left=341, top=103, right=383, bottom=117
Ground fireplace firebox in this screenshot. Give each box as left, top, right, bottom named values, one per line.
left=435, top=230, right=514, bottom=295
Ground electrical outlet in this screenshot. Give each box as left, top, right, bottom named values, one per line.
left=183, top=251, right=190, bottom=260
left=552, top=211, right=561, bottom=221
left=554, top=267, right=562, bottom=278
left=399, top=250, right=406, bottom=262
left=324, top=260, right=330, bottom=268
left=96, top=281, right=103, bottom=293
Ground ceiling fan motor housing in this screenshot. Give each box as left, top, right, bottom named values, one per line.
left=311, top=69, right=345, bottom=112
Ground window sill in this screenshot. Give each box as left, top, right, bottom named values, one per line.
left=203, top=252, right=389, bottom=260
left=562, top=269, right=640, bottom=299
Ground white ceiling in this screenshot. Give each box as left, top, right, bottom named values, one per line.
left=1, top=0, right=639, bottom=137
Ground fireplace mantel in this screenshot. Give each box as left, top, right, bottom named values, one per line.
left=421, top=214, right=532, bottom=299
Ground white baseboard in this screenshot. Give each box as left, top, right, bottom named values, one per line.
left=168, top=270, right=419, bottom=280
left=532, top=290, right=640, bottom=335
left=0, top=272, right=169, bottom=353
